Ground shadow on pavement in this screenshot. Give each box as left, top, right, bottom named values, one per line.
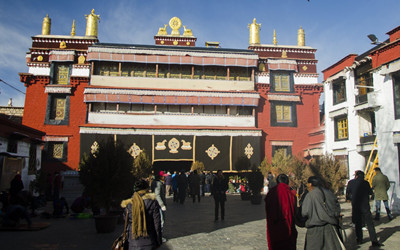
left=162, top=194, right=265, bottom=240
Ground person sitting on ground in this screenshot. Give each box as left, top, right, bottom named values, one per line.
left=121, top=179, right=162, bottom=249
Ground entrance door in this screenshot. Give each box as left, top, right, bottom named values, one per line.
left=153, top=161, right=192, bottom=173
left=0, top=157, right=24, bottom=192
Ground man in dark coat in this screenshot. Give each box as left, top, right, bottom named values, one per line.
left=212, top=170, right=228, bottom=221
left=177, top=170, right=188, bottom=204
left=351, top=171, right=383, bottom=247
left=189, top=170, right=201, bottom=203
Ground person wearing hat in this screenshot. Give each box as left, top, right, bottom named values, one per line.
left=151, top=171, right=167, bottom=243
left=372, top=167, right=393, bottom=221
left=121, top=179, right=162, bottom=249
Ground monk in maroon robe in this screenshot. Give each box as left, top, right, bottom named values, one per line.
left=265, top=174, right=297, bottom=250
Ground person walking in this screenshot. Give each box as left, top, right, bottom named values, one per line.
left=177, top=170, right=188, bottom=204
left=165, top=172, right=172, bottom=197
left=171, top=171, right=179, bottom=202
left=301, top=176, right=344, bottom=250
left=372, top=167, right=393, bottom=221
left=212, top=170, right=228, bottom=221
left=189, top=170, right=201, bottom=203
left=351, top=171, right=383, bottom=247
left=264, top=174, right=297, bottom=250
left=151, top=171, right=167, bottom=243
left=121, top=179, right=162, bottom=249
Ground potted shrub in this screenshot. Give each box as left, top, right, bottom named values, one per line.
left=79, top=137, right=134, bottom=233
left=248, top=166, right=264, bottom=205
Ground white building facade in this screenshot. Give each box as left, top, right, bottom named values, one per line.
left=323, top=26, right=400, bottom=212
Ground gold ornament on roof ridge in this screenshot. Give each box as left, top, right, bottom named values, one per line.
left=157, top=24, right=168, bottom=36
left=248, top=18, right=261, bottom=45
left=71, top=20, right=76, bottom=36
left=85, top=9, right=100, bottom=37
left=183, top=25, right=193, bottom=36
left=42, top=14, right=51, bottom=35
left=273, top=29, right=277, bottom=45
left=298, top=26, right=305, bottom=46
left=169, top=17, right=182, bottom=36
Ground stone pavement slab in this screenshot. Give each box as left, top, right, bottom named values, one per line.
left=0, top=194, right=399, bottom=249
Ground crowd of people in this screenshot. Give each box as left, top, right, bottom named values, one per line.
left=264, top=167, right=392, bottom=250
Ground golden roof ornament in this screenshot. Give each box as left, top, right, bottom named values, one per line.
left=85, top=9, right=100, bottom=37
left=42, top=14, right=51, bottom=35
left=59, top=41, right=67, bottom=49
left=273, top=29, right=277, bottom=45
left=71, top=20, right=76, bottom=36
left=183, top=26, right=193, bottom=37
left=169, top=17, right=182, bottom=36
left=298, top=26, right=305, bottom=46
left=248, top=18, right=261, bottom=45
left=157, top=24, right=168, bottom=36
left=281, top=50, right=287, bottom=58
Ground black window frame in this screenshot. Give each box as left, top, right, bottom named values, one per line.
left=334, top=115, right=349, bottom=141
left=45, top=94, right=70, bottom=125
left=270, top=70, right=295, bottom=93
left=332, top=77, right=346, bottom=105
left=393, top=73, right=400, bottom=120
left=272, top=145, right=292, bottom=157
left=270, top=101, right=297, bottom=127
left=44, top=141, right=68, bottom=162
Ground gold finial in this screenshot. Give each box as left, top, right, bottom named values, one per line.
left=157, top=24, right=168, bottom=36
left=78, top=55, right=86, bottom=64
left=42, top=14, right=51, bottom=35
left=298, top=26, right=305, bottom=46
left=71, top=20, right=76, bottom=36
left=248, top=18, right=261, bottom=45
left=169, top=17, right=182, bottom=36
left=273, top=29, right=277, bottom=45
left=85, top=9, right=100, bottom=37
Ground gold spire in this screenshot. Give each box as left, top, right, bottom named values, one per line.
left=273, top=29, right=277, bottom=45
left=248, top=18, right=261, bottom=45
left=71, top=20, right=76, bottom=36
left=85, top=9, right=100, bottom=37
left=298, top=26, right=305, bottom=46
left=42, top=14, right=51, bottom=35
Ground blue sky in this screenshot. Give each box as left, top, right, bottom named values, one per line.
left=1, top=0, right=400, bottom=106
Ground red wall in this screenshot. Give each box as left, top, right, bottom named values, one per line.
left=22, top=78, right=89, bottom=172
left=256, top=83, right=323, bottom=161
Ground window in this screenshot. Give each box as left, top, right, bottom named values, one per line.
left=271, top=102, right=297, bottom=127
left=335, top=116, right=348, bottom=140
left=51, top=63, right=71, bottom=85
left=272, top=146, right=292, bottom=157
left=45, top=141, right=67, bottom=162
left=7, top=139, right=18, bottom=153
left=393, top=74, right=400, bottom=119
left=270, top=71, right=293, bottom=92
left=333, top=77, right=346, bottom=105
left=354, top=62, right=373, bottom=104
left=45, top=95, right=70, bottom=125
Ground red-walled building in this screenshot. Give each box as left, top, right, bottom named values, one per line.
left=19, top=13, right=98, bottom=173
left=248, top=20, right=323, bottom=161
left=19, top=14, right=323, bottom=174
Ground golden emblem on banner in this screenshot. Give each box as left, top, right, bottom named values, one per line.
left=168, top=138, right=180, bottom=154
left=181, top=140, right=192, bottom=150
left=155, top=140, right=167, bottom=150
left=53, top=144, right=63, bottom=159
left=206, top=144, right=220, bottom=160
left=91, top=141, right=99, bottom=157
left=128, top=143, right=142, bottom=158
left=244, top=143, right=254, bottom=159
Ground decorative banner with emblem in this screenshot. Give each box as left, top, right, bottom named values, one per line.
left=153, top=135, right=194, bottom=162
